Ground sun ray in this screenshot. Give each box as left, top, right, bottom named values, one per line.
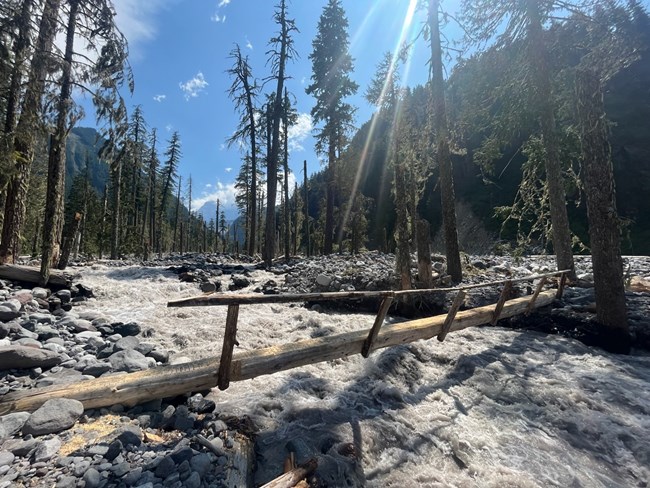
left=338, top=0, right=420, bottom=246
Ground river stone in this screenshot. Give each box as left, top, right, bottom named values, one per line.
left=22, top=398, right=84, bottom=436
left=30, top=312, right=53, bottom=324
left=31, top=288, right=49, bottom=300
left=0, top=346, right=61, bottom=370
left=83, top=467, right=102, bottom=488
left=0, top=412, right=30, bottom=441
left=316, top=274, right=332, bottom=287
left=112, top=322, right=141, bottom=337
left=190, top=453, right=211, bottom=476
left=114, top=335, right=140, bottom=351
left=33, top=437, right=62, bottom=462
left=0, top=451, right=14, bottom=468
left=54, top=290, right=71, bottom=304
left=0, top=305, right=20, bottom=322
left=109, top=349, right=149, bottom=372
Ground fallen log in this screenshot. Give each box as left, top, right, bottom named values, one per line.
left=0, top=264, right=70, bottom=287
left=261, top=459, right=317, bottom=488
left=0, top=290, right=557, bottom=415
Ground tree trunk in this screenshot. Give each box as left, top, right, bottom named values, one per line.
left=58, top=212, right=81, bottom=270
left=575, top=68, right=629, bottom=354
left=394, top=158, right=411, bottom=290
left=324, top=138, right=336, bottom=254
left=428, top=0, right=462, bottom=283
left=246, top=86, right=257, bottom=256
left=110, top=159, right=122, bottom=260
left=283, top=95, right=291, bottom=261
left=303, top=160, right=310, bottom=256
left=526, top=0, right=576, bottom=280
left=98, top=185, right=108, bottom=259
left=417, top=218, right=432, bottom=287
left=0, top=0, right=61, bottom=264
left=40, top=0, right=80, bottom=285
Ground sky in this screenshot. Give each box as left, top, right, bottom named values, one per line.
left=78, top=0, right=451, bottom=219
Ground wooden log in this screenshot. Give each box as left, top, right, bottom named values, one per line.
left=195, top=434, right=224, bottom=457
left=261, top=458, right=317, bottom=488
left=218, top=304, right=239, bottom=390
left=225, top=435, right=254, bottom=488
left=437, top=290, right=466, bottom=342
left=0, top=264, right=70, bottom=287
left=525, top=277, right=547, bottom=314
left=0, top=290, right=558, bottom=415
left=491, top=281, right=512, bottom=325
left=361, top=296, right=394, bottom=358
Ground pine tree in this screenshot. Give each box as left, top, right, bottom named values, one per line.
left=158, top=131, right=182, bottom=256
left=227, top=44, right=259, bottom=256
left=306, top=0, right=358, bottom=254
left=460, top=0, right=578, bottom=280
left=0, top=0, right=61, bottom=264
left=264, top=0, right=298, bottom=266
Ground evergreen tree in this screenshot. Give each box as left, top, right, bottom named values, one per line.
left=306, top=0, right=358, bottom=254
left=0, top=0, right=61, bottom=264
left=158, top=131, right=181, bottom=255
left=427, top=0, right=462, bottom=283
left=227, top=44, right=259, bottom=256
left=264, top=0, right=298, bottom=266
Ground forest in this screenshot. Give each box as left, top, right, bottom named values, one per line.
left=0, top=0, right=648, bottom=353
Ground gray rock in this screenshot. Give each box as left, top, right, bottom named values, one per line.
left=31, top=288, right=49, bottom=300
left=32, top=437, right=62, bottom=462
left=154, top=455, right=175, bottom=478
left=2, top=437, right=37, bottom=456
left=111, top=461, right=130, bottom=477
left=82, top=361, right=112, bottom=377
left=169, top=355, right=191, bottom=365
left=200, top=282, right=217, bottom=293
left=105, top=439, right=123, bottom=461
left=30, top=312, right=53, bottom=324
left=0, top=412, right=30, bottom=441
left=114, top=335, right=140, bottom=351
left=0, top=345, right=61, bottom=370
left=184, top=471, right=201, bottom=488
left=316, top=274, right=332, bottom=287
left=170, top=447, right=194, bottom=464
left=135, top=342, right=154, bottom=356
left=56, top=476, right=78, bottom=488
left=70, top=319, right=96, bottom=333
left=83, top=467, right=102, bottom=488
left=109, top=349, right=150, bottom=372
left=0, top=305, right=20, bottom=322
left=112, top=322, right=141, bottom=337
left=86, top=443, right=109, bottom=457
left=190, top=452, right=211, bottom=476
left=22, top=398, right=84, bottom=436
left=115, top=425, right=142, bottom=447
left=35, top=325, right=59, bottom=340
left=123, top=466, right=143, bottom=485
left=14, top=337, right=42, bottom=348
left=0, top=451, right=14, bottom=468
left=54, top=289, right=72, bottom=304
left=76, top=330, right=102, bottom=340
left=148, top=348, right=169, bottom=363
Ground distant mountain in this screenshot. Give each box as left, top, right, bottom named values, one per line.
left=65, top=127, right=110, bottom=194
left=196, top=200, right=239, bottom=223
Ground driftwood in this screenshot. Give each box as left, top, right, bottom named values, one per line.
left=224, top=435, right=254, bottom=488
left=261, top=459, right=317, bottom=488
left=0, top=290, right=557, bottom=415
left=0, top=264, right=70, bottom=287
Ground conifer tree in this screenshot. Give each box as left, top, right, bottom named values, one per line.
left=158, top=131, right=181, bottom=256
left=227, top=44, right=259, bottom=256
left=264, top=0, right=298, bottom=266
left=306, top=0, right=358, bottom=254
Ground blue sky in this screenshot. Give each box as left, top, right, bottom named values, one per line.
left=78, top=0, right=452, bottom=218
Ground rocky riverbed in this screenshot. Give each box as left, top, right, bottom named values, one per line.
left=0, top=252, right=649, bottom=487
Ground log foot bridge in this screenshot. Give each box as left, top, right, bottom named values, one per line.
left=0, top=270, right=569, bottom=415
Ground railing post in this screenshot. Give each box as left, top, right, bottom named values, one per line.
left=438, top=290, right=466, bottom=342
left=525, top=277, right=547, bottom=314
left=491, top=280, right=513, bottom=325
left=217, top=304, right=240, bottom=390
left=362, top=295, right=394, bottom=358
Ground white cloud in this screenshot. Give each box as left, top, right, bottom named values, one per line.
left=165, top=124, right=173, bottom=132
left=112, top=0, right=171, bottom=59
left=301, top=76, right=306, bottom=85
left=219, top=143, right=226, bottom=151
left=179, top=72, right=208, bottom=100
left=288, top=113, right=313, bottom=151
left=218, top=0, right=231, bottom=6
left=225, top=167, right=233, bottom=173
left=211, top=13, right=226, bottom=23
left=153, top=94, right=166, bottom=102
left=194, top=181, right=237, bottom=209
left=245, top=37, right=253, bottom=50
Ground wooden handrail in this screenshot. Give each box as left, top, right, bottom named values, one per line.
left=167, top=269, right=569, bottom=308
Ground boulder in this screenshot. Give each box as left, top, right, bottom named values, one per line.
left=0, top=346, right=61, bottom=370
left=0, top=412, right=31, bottom=441
left=108, top=349, right=149, bottom=373
left=112, top=322, right=141, bottom=337
left=22, top=398, right=84, bottom=436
